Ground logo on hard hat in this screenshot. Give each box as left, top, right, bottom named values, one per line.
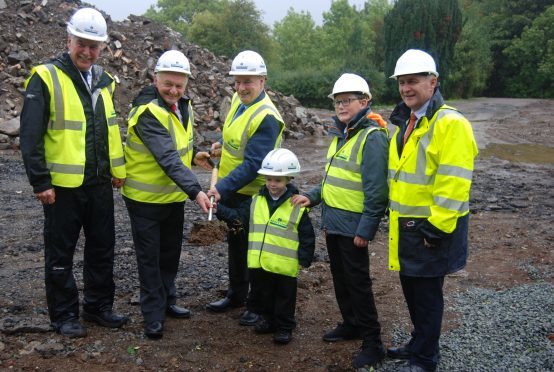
left=84, top=25, right=99, bottom=35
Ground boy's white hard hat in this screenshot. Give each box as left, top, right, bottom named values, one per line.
left=258, top=148, right=300, bottom=176
left=230, top=50, right=267, bottom=76
left=390, top=49, right=439, bottom=79
left=155, top=50, right=191, bottom=75
left=328, top=73, right=372, bottom=99
left=67, top=8, right=108, bottom=42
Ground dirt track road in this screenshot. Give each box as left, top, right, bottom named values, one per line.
left=0, top=98, right=552, bottom=370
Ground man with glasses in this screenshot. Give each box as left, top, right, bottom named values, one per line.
left=20, top=8, right=127, bottom=337
left=292, top=73, right=389, bottom=369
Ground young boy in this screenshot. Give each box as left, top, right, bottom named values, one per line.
left=216, top=148, right=315, bottom=344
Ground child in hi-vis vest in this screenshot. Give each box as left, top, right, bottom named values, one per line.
left=216, top=148, right=315, bottom=344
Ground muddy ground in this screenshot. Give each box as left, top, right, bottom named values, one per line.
left=0, top=97, right=552, bottom=371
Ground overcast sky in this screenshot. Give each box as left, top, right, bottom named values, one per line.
left=85, top=0, right=368, bottom=26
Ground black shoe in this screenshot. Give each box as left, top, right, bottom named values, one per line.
left=239, top=310, right=260, bottom=326
left=322, top=323, right=360, bottom=342
left=254, top=319, right=276, bottom=334
left=144, top=321, right=163, bottom=339
left=57, top=318, right=87, bottom=338
left=273, top=329, right=292, bottom=344
left=206, top=297, right=241, bottom=313
left=82, top=310, right=128, bottom=328
left=387, top=345, right=412, bottom=360
left=166, top=304, right=191, bottom=319
left=352, top=344, right=385, bottom=369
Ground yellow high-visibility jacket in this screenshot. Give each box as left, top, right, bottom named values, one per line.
left=248, top=194, right=305, bottom=277
left=123, top=99, right=194, bottom=204
left=388, top=95, right=478, bottom=276
left=218, top=92, right=284, bottom=196
left=26, top=64, right=125, bottom=187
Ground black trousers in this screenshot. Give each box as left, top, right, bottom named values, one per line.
left=400, top=274, right=445, bottom=372
left=326, top=234, right=382, bottom=346
left=124, top=198, right=184, bottom=323
left=251, top=268, right=297, bottom=330
left=43, top=183, right=115, bottom=327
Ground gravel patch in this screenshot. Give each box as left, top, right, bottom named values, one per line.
left=379, top=282, right=554, bottom=371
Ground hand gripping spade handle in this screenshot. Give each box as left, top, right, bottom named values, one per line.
left=207, top=158, right=218, bottom=221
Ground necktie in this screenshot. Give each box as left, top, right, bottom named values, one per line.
left=233, top=104, right=246, bottom=120
left=170, top=103, right=177, bottom=113
left=81, top=71, right=90, bottom=87
left=403, top=113, right=417, bottom=145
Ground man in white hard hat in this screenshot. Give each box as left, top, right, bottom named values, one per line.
left=387, top=49, right=478, bottom=372
left=206, top=50, right=285, bottom=328
left=122, top=50, right=212, bottom=339
left=292, top=73, right=389, bottom=369
left=20, top=7, right=127, bottom=338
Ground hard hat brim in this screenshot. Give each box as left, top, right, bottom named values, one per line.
left=67, top=25, right=108, bottom=42
left=257, top=169, right=298, bottom=176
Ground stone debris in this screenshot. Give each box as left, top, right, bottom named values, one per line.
left=0, top=0, right=326, bottom=149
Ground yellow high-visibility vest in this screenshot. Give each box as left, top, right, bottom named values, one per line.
left=248, top=194, right=305, bottom=277
left=322, top=126, right=385, bottom=212
left=122, top=100, right=194, bottom=203
left=388, top=105, right=478, bottom=271
left=26, top=64, right=125, bottom=187
left=218, top=92, right=284, bottom=196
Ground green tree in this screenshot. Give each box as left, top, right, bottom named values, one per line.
left=272, top=9, right=321, bottom=70
left=144, top=0, right=223, bottom=36
left=449, top=0, right=493, bottom=98
left=384, top=0, right=462, bottom=98
left=480, top=0, right=553, bottom=96
left=188, top=0, right=273, bottom=59
left=503, top=5, right=554, bottom=97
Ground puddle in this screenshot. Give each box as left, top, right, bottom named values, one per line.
left=480, top=143, right=554, bottom=165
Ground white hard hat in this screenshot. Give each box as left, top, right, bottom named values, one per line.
left=67, top=8, right=108, bottom=42
left=390, top=49, right=439, bottom=79
left=155, top=50, right=191, bottom=75
left=258, top=148, right=300, bottom=176
left=229, top=50, right=267, bottom=76
left=328, top=73, right=372, bottom=100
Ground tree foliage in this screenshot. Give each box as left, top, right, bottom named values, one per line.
left=449, top=0, right=493, bottom=98
left=384, top=0, right=462, bottom=98
left=143, top=0, right=554, bottom=105
left=502, top=5, right=554, bottom=98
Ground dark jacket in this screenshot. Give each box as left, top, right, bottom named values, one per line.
left=216, top=183, right=316, bottom=268
left=129, top=85, right=202, bottom=200
left=20, top=53, right=114, bottom=193
left=305, top=106, right=389, bottom=241
left=216, top=91, right=282, bottom=202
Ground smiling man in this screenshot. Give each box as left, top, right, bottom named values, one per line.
left=20, top=7, right=127, bottom=338
left=206, top=51, right=285, bottom=328
left=387, top=49, right=478, bottom=372
left=122, top=50, right=211, bottom=339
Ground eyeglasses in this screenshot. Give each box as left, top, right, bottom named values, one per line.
left=333, top=97, right=361, bottom=108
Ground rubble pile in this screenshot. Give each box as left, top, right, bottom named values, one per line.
left=0, top=0, right=327, bottom=150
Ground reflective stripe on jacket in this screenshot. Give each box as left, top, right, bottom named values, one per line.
left=27, top=64, right=125, bottom=187
left=248, top=194, right=305, bottom=277
left=123, top=99, right=194, bottom=203
left=322, top=126, right=385, bottom=212
left=388, top=103, right=478, bottom=273
left=219, top=92, right=284, bottom=196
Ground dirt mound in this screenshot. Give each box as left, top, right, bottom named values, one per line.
left=0, top=0, right=327, bottom=149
